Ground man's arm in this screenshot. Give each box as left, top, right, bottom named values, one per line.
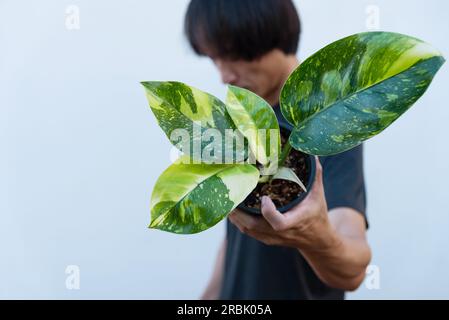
left=228, top=156, right=371, bottom=291
left=200, top=238, right=226, bottom=299
left=299, top=207, right=371, bottom=290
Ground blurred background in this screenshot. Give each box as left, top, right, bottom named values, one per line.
left=1, top=0, right=448, bottom=299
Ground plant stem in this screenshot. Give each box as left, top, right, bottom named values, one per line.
left=278, top=139, right=292, bottom=168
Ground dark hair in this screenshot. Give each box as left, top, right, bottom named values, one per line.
left=184, top=0, right=301, bottom=61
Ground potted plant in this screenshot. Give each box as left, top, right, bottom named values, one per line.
left=142, top=31, right=444, bottom=234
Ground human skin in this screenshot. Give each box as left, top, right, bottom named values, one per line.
left=201, top=49, right=371, bottom=299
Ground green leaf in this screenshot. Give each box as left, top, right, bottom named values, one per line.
left=271, top=167, right=307, bottom=192
left=280, top=31, right=445, bottom=155
left=142, top=81, right=246, bottom=163
left=226, top=85, right=280, bottom=165
left=150, top=157, right=259, bottom=234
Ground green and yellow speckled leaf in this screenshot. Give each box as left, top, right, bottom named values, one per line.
left=142, top=81, right=246, bottom=163
left=226, top=85, right=280, bottom=165
left=281, top=32, right=445, bottom=155
left=150, top=157, right=259, bottom=234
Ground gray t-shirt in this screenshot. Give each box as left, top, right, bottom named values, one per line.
left=219, top=105, right=367, bottom=300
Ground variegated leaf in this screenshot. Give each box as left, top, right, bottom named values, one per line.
left=226, top=85, right=280, bottom=165
left=150, top=157, right=259, bottom=234
left=281, top=31, right=445, bottom=155
left=142, top=81, right=246, bottom=163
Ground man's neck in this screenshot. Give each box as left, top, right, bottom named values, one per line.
left=265, top=55, right=300, bottom=106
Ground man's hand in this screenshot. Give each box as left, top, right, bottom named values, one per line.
left=228, top=156, right=371, bottom=291
left=229, top=156, right=339, bottom=252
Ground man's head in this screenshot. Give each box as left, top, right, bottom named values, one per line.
left=184, top=0, right=301, bottom=104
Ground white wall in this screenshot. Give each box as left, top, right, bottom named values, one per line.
left=0, top=0, right=448, bottom=299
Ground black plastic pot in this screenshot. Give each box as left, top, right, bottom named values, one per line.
left=237, top=123, right=316, bottom=215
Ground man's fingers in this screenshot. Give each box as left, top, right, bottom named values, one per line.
left=228, top=211, right=282, bottom=246
left=311, top=156, right=324, bottom=194
left=229, top=210, right=272, bottom=234
left=260, top=196, right=288, bottom=231
left=283, top=156, right=324, bottom=221
left=300, top=156, right=324, bottom=202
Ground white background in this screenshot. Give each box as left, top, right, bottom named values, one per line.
left=1, top=0, right=448, bottom=299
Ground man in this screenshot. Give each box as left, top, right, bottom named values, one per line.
left=184, top=0, right=371, bottom=299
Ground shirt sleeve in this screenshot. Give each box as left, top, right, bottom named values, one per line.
left=320, top=144, right=368, bottom=229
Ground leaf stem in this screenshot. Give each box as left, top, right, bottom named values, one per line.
left=278, top=139, right=292, bottom=168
